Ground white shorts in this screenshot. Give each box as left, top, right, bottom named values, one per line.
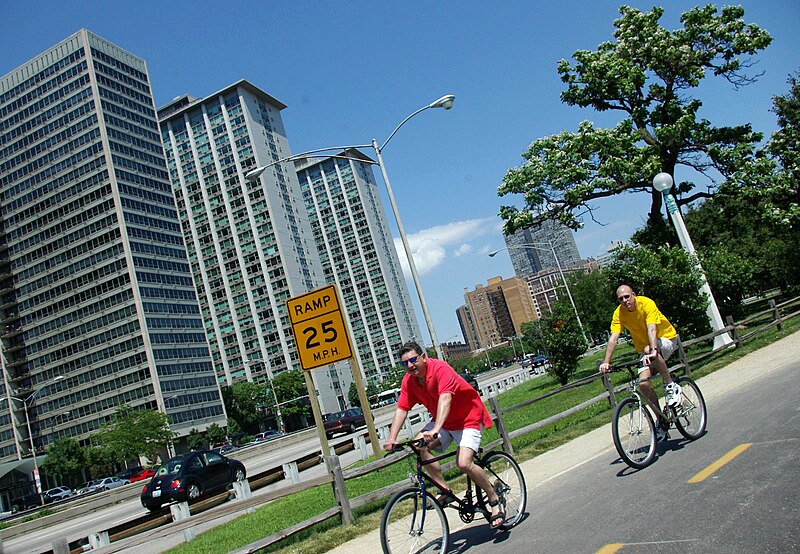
left=421, top=421, right=482, bottom=453
left=638, top=337, right=679, bottom=373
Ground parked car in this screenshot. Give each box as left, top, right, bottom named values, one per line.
left=140, top=450, right=246, bottom=512
left=76, top=480, right=100, bottom=495
left=531, top=354, right=549, bottom=367
left=43, top=485, right=73, bottom=501
left=116, top=466, right=144, bottom=481
left=87, top=476, right=129, bottom=492
left=323, top=407, right=366, bottom=438
left=255, top=430, right=283, bottom=442
left=129, top=467, right=157, bottom=483
left=10, top=492, right=41, bottom=512
left=211, top=444, right=238, bottom=456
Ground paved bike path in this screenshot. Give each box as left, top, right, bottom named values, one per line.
left=327, top=329, right=800, bottom=554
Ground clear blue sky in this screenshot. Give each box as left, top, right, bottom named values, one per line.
left=2, top=0, right=798, bottom=347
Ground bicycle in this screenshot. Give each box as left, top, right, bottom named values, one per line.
left=380, top=437, right=527, bottom=554
left=607, top=362, right=708, bottom=469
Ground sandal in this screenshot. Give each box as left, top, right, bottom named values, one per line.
left=488, top=498, right=506, bottom=529
left=435, top=490, right=458, bottom=506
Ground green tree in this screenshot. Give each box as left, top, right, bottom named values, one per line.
left=222, top=381, right=270, bottom=433
left=541, top=302, right=585, bottom=385
left=187, top=428, right=206, bottom=451
left=273, top=371, right=311, bottom=420
left=84, top=445, right=118, bottom=479
left=205, top=423, right=226, bottom=446
left=498, top=5, right=771, bottom=234
left=348, top=382, right=360, bottom=408
left=567, top=270, right=616, bottom=343
left=95, top=404, right=176, bottom=464
left=43, top=437, right=85, bottom=486
left=604, top=244, right=711, bottom=340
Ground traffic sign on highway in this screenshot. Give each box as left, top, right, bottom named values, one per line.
left=287, top=284, right=353, bottom=370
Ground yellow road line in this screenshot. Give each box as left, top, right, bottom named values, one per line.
left=688, top=443, right=752, bottom=483
left=596, top=544, right=624, bottom=554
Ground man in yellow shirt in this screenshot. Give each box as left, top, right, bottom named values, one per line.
left=599, top=285, right=681, bottom=441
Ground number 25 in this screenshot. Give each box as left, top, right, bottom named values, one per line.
left=303, top=320, right=337, bottom=349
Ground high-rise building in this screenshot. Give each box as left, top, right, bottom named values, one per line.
left=504, top=220, right=581, bottom=277
left=0, top=30, right=226, bottom=466
left=295, top=150, right=421, bottom=389
left=462, top=276, right=537, bottom=350
left=157, top=80, right=341, bottom=412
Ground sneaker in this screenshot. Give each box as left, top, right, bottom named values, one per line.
left=665, top=382, right=682, bottom=407
left=655, top=421, right=669, bottom=442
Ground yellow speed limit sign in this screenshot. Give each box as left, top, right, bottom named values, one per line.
left=287, top=284, right=353, bottom=370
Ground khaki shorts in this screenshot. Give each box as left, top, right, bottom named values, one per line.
left=638, top=337, right=679, bottom=373
left=421, top=421, right=482, bottom=453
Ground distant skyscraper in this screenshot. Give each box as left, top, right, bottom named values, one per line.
left=462, top=276, right=537, bottom=349
left=504, top=220, right=581, bottom=277
left=295, top=149, right=421, bottom=388
left=157, top=80, right=341, bottom=412
left=0, top=29, right=226, bottom=465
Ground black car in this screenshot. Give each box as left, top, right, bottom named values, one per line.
left=140, top=450, right=246, bottom=512
left=10, top=492, right=42, bottom=512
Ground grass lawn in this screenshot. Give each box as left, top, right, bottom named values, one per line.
left=166, top=317, right=799, bottom=554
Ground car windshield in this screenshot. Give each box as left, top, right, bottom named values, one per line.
left=156, top=458, right=185, bottom=477
left=324, top=411, right=345, bottom=421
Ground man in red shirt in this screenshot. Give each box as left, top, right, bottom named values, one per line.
left=382, top=342, right=505, bottom=528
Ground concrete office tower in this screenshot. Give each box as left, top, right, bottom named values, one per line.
left=295, top=150, right=421, bottom=390
left=157, top=81, right=341, bottom=413
left=505, top=220, right=581, bottom=277
left=0, top=30, right=226, bottom=464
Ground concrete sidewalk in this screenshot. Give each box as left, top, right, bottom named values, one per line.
left=327, top=330, right=799, bottom=554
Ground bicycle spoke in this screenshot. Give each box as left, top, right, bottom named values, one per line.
left=381, top=489, right=448, bottom=554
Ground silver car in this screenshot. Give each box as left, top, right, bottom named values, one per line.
left=44, top=485, right=73, bottom=501
left=89, top=477, right=129, bottom=492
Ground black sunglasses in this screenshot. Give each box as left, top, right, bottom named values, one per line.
left=403, top=355, right=421, bottom=366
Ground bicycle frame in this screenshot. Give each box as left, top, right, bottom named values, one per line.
left=625, top=373, right=670, bottom=423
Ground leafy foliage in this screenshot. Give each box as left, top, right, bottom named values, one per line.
left=272, top=371, right=311, bottom=419
left=43, top=438, right=85, bottom=486
left=187, top=428, right=206, bottom=451
left=499, top=5, right=771, bottom=233
left=566, top=270, right=616, bottom=343
left=541, top=302, right=585, bottom=385
left=205, top=423, right=226, bottom=446
left=94, top=404, right=176, bottom=464
left=222, top=381, right=271, bottom=433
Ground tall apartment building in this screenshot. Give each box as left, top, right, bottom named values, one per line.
left=462, top=276, right=537, bottom=350
left=525, top=259, right=599, bottom=319
left=504, top=220, right=581, bottom=277
left=0, top=30, right=226, bottom=472
left=157, top=81, right=341, bottom=413
left=295, top=150, right=421, bottom=388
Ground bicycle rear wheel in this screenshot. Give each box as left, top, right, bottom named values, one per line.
left=673, top=376, right=707, bottom=440
left=380, top=487, right=449, bottom=554
left=476, top=450, right=527, bottom=530
left=612, top=397, right=656, bottom=469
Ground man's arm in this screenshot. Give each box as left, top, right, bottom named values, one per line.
left=599, top=332, right=621, bottom=373
left=643, top=323, right=659, bottom=363
left=421, top=393, right=453, bottom=443
left=383, top=408, right=409, bottom=451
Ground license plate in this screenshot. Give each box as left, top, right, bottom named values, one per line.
left=152, top=490, right=161, bottom=498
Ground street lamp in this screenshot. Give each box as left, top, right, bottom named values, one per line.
left=489, top=243, right=589, bottom=345
left=245, top=94, right=456, bottom=359
left=652, top=173, right=733, bottom=350
left=1, top=375, right=65, bottom=507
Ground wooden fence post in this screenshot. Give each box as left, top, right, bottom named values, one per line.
left=601, top=374, right=616, bottom=408
left=488, top=397, right=513, bottom=455
left=325, top=455, right=353, bottom=525
left=726, top=315, right=742, bottom=349
left=677, top=335, right=690, bottom=375
left=769, top=299, right=784, bottom=331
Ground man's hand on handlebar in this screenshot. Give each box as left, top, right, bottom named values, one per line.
left=382, top=439, right=398, bottom=452
left=421, top=429, right=438, bottom=445
left=599, top=361, right=612, bottom=374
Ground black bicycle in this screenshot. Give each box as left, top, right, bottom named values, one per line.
left=608, top=363, right=707, bottom=469
left=380, top=437, right=526, bottom=554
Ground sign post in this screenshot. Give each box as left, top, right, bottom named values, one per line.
left=288, top=284, right=382, bottom=458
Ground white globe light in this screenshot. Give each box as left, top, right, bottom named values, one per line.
left=652, top=172, right=674, bottom=192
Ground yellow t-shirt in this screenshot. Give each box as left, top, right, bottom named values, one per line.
left=610, top=296, right=676, bottom=353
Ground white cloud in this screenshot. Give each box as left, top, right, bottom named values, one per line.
left=394, top=216, right=500, bottom=276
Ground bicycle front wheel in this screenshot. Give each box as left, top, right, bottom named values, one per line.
left=612, top=397, right=656, bottom=469
left=380, top=487, right=449, bottom=554
left=673, top=376, right=707, bottom=440
left=476, top=450, right=527, bottom=530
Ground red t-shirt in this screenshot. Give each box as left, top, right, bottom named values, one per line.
left=397, top=358, right=492, bottom=431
